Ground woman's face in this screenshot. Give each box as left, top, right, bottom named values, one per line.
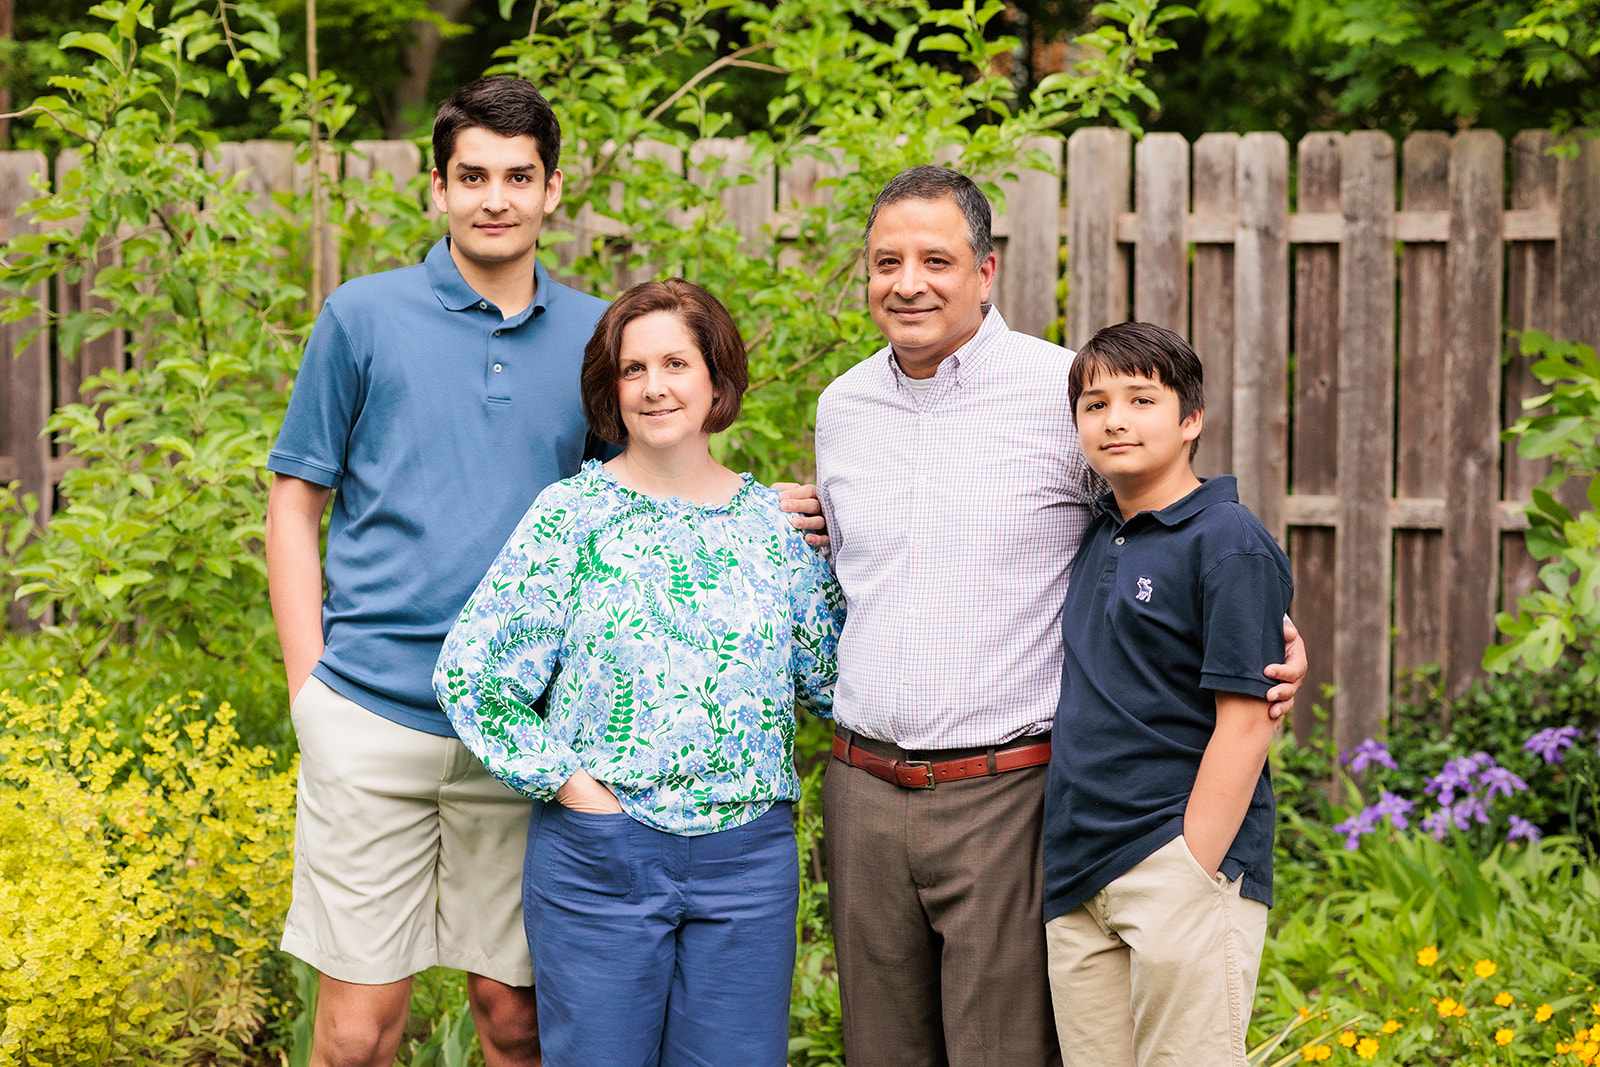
left=616, top=310, right=717, bottom=454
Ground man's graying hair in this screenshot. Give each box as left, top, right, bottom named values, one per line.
left=864, top=166, right=994, bottom=263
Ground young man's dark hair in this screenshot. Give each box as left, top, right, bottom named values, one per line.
left=1068, top=321, right=1205, bottom=458
left=863, top=165, right=994, bottom=262
left=579, top=278, right=749, bottom=444
left=432, top=76, right=562, bottom=179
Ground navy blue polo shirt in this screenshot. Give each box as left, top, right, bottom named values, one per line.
left=1041, top=476, right=1292, bottom=921
left=267, top=238, right=608, bottom=735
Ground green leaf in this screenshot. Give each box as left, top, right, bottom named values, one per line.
left=59, top=31, right=121, bottom=65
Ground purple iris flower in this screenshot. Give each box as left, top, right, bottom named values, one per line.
left=1506, top=815, right=1542, bottom=843
left=1374, top=790, right=1414, bottom=830
left=1425, top=757, right=1479, bottom=806
left=1524, top=726, right=1581, bottom=764
left=1343, top=738, right=1398, bottom=775
left=1477, top=765, right=1528, bottom=800
left=1422, top=807, right=1452, bottom=841
left=1333, top=806, right=1381, bottom=850
left=1453, top=795, right=1490, bottom=828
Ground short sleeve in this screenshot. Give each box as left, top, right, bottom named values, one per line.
left=267, top=301, right=364, bottom=488
left=1199, top=551, right=1293, bottom=698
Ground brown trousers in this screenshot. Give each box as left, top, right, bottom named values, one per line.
left=823, top=731, right=1061, bottom=1067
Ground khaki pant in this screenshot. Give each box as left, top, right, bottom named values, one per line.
left=280, top=676, right=534, bottom=987
left=1044, top=835, right=1269, bottom=1067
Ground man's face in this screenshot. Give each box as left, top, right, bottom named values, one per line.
left=430, top=127, right=562, bottom=271
left=865, top=195, right=996, bottom=374
left=1074, top=371, right=1203, bottom=483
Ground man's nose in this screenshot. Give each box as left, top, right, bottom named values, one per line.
left=891, top=264, right=925, bottom=300
left=483, top=180, right=507, bottom=212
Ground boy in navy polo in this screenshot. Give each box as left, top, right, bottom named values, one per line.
left=1041, top=321, right=1292, bottom=1066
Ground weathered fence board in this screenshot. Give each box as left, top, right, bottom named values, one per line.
left=52, top=150, right=126, bottom=409
left=1334, top=131, right=1396, bottom=753
left=1502, top=132, right=1560, bottom=609
left=1067, top=127, right=1130, bottom=345
left=1392, top=133, right=1450, bottom=693
left=1231, top=133, right=1288, bottom=542
left=1191, top=133, right=1236, bottom=479
left=1441, top=132, right=1505, bottom=707
left=1134, top=133, right=1188, bottom=333
left=0, top=152, right=50, bottom=630
left=1288, top=132, right=1341, bottom=738
left=993, top=136, right=1062, bottom=340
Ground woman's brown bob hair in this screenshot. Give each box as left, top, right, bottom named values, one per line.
left=580, top=279, right=748, bottom=445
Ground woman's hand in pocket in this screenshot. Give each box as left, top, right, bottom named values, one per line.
left=556, top=770, right=624, bottom=814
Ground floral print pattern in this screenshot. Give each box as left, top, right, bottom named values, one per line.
left=435, top=460, right=844, bottom=835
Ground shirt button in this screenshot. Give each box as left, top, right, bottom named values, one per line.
left=478, top=301, right=488, bottom=310
left=493, top=363, right=504, bottom=373
left=493, top=329, right=502, bottom=336
left=1114, top=536, right=1126, bottom=545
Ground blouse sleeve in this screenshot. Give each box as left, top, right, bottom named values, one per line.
left=786, top=528, right=845, bottom=717
left=434, top=488, right=583, bottom=799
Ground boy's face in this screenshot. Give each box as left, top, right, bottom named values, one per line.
left=1074, top=370, right=1203, bottom=482
left=430, top=127, right=562, bottom=272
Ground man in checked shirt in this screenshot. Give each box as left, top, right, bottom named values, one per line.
left=813, top=166, right=1307, bottom=1066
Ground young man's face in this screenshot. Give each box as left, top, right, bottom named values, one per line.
left=1074, top=371, right=1203, bottom=482
left=430, top=127, right=562, bottom=272
left=865, top=195, right=996, bottom=374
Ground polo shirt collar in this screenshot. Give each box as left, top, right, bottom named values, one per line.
left=885, top=304, right=1007, bottom=390
left=424, top=237, right=552, bottom=324
left=1094, top=475, right=1240, bottom=527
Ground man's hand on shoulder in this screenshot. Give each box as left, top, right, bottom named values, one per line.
left=773, top=481, right=829, bottom=550
left=1263, top=615, right=1307, bottom=723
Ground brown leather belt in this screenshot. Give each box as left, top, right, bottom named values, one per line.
left=830, top=729, right=1052, bottom=790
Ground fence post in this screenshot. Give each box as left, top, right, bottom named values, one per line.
left=1334, top=131, right=1397, bottom=754
left=1066, top=127, right=1129, bottom=347
left=1556, top=133, right=1600, bottom=348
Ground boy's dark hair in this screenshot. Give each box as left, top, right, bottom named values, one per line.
left=1068, top=321, right=1205, bottom=459
left=864, top=166, right=994, bottom=262
left=432, top=77, right=561, bottom=181
left=580, top=279, right=748, bottom=445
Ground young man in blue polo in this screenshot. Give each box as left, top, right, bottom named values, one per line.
left=1041, top=321, right=1291, bottom=1065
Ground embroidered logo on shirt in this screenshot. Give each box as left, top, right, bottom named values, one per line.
left=1135, top=577, right=1153, bottom=603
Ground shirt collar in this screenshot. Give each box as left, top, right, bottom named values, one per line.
left=425, top=237, right=553, bottom=325
left=884, top=304, right=1008, bottom=390
left=1094, top=475, right=1239, bottom=528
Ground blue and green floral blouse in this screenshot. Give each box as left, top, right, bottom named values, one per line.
left=434, top=460, right=845, bottom=835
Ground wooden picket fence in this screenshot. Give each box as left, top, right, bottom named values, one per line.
left=3, top=129, right=1598, bottom=750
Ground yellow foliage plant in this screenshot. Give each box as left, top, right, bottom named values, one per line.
left=0, top=671, right=295, bottom=1065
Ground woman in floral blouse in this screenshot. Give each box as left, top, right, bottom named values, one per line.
left=434, top=278, right=843, bottom=1066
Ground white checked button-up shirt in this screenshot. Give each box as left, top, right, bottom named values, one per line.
left=815, top=307, right=1103, bottom=749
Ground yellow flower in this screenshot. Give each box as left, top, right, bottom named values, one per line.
left=1436, top=997, right=1460, bottom=1018
left=1356, top=1037, right=1379, bottom=1060
left=1381, top=1019, right=1401, bottom=1034
left=1338, top=1030, right=1357, bottom=1048
left=1495, top=991, right=1515, bottom=1007
left=1416, top=945, right=1440, bottom=967
left=1474, top=958, right=1498, bottom=979
left=1297, top=1044, right=1333, bottom=1063
left=1536, top=1003, right=1554, bottom=1022
left=1495, top=1028, right=1515, bottom=1046
left=1453, top=1002, right=1468, bottom=1018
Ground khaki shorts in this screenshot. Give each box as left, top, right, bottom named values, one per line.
left=1045, top=834, right=1269, bottom=1066
left=280, top=676, right=534, bottom=987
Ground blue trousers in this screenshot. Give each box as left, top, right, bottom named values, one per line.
left=523, top=801, right=798, bottom=1067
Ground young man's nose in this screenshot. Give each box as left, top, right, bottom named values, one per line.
left=483, top=181, right=508, bottom=212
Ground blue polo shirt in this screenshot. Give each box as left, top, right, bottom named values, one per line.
left=267, top=238, right=608, bottom=735
left=1042, top=476, right=1292, bottom=921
